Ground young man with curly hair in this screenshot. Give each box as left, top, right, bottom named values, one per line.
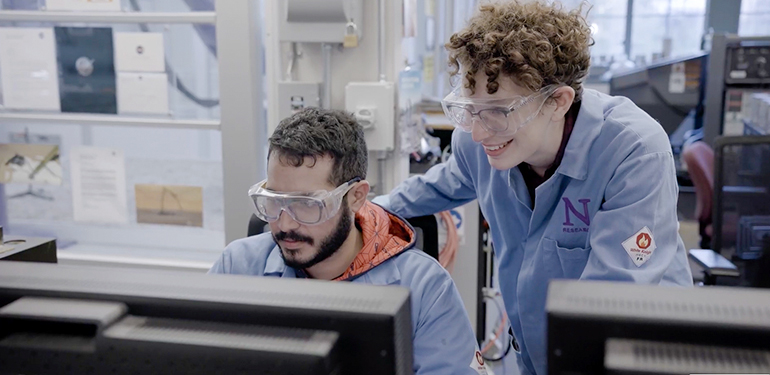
left=375, top=2, right=693, bottom=374
left=210, top=108, right=486, bottom=375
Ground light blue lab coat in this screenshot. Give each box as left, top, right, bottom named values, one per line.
left=209, top=233, right=485, bottom=375
left=374, top=89, right=694, bottom=375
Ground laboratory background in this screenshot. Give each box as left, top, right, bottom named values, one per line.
left=0, top=0, right=769, bottom=374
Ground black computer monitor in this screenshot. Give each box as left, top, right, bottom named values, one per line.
left=0, top=262, right=413, bottom=375
left=547, top=280, right=770, bottom=375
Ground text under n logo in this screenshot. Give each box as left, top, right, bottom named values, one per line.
left=563, top=198, right=591, bottom=226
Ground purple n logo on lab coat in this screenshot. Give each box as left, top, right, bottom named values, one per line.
left=562, top=198, right=591, bottom=226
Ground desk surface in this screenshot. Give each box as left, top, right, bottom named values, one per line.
left=0, top=236, right=57, bottom=263
left=57, top=243, right=217, bottom=272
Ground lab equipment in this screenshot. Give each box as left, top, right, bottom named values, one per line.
left=610, top=53, right=706, bottom=136
left=713, top=135, right=770, bottom=258
left=686, top=135, right=770, bottom=287
left=276, top=81, right=321, bottom=129
left=547, top=279, right=770, bottom=375
left=703, top=34, right=770, bottom=143
left=708, top=135, right=770, bottom=287
left=743, top=92, right=770, bottom=134
left=278, top=0, right=363, bottom=44
left=0, top=262, right=413, bottom=375
left=737, top=215, right=770, bottom=259
left=345, top=81, right=396, bottom=151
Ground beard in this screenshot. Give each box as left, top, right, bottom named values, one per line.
left=273, top=199, right=352, bottom=270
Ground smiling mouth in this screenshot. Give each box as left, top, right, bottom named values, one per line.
left=483, top=139, right=513, bottom=151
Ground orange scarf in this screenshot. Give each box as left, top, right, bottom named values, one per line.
left=334, top=201, right=415, bottom=281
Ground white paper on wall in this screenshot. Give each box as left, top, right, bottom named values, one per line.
left=0, top=28, right=61, bottom=111
left=71, top=147, right=129, bottom=224
left=114, top=32, right=165, bottom=72
left=117, top=72, right=169, bottom=115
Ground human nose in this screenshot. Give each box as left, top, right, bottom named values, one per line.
left=275, top=209, right=300, bottom=231
left=470, top=116, right=493, bottom=143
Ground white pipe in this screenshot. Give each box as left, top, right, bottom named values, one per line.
left=376, top=0, right=389, bottom=195
left=378, top=0, right=386, bottom=82
left=286, top=42, right=297, bottom=81
left=376, top=151, right=388, bottom=195
left=322, top=43, right=333, bottom=109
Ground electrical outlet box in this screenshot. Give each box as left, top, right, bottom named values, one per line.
left=275, top=81, right=321, bottom=134
left=345, top=81, right=395, bottom=151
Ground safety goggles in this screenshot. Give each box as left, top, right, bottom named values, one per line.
left=248, top=178, right=361, bottom=226
left=441, top=85, right=558, bottom=136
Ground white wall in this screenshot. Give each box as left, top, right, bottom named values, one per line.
left=264, top=0, right=410, bottom=193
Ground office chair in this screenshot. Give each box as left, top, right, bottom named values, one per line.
left=682, top=141, right=714, bottom=248
left=247, top=213, right=440, bottom=262
left=690, top=135, right=770, bottom=287
left=248, top=214, right=269, bottom=237
left=682, top=141, right=731, bottom=285
left=405, top=215, right=439, bottom=261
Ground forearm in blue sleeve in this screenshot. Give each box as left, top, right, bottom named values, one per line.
left=385, top=133, right=477, bottom=218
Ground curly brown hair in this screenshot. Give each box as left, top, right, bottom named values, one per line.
left=446, top=1, right=593, bottom=101
left=269, top=108, right=367, bottom=186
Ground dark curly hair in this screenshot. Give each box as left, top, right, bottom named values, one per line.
left=446, top=0, right=593, bottom=100
left=269, top=108, right=367, bottom=186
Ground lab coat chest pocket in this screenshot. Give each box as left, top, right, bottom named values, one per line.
left=542, top=237, right=591, bottom=280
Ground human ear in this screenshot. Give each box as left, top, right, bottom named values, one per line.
left=347, top=180, right=370, bottom=212
left=549, top=86, right=576, bottom=121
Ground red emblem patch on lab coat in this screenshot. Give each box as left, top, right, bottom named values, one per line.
left=622, top=226, right=657, bottom=267
left=469, top=350, right=488, bottom=375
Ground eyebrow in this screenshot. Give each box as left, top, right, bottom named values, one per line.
left=263, top=184, right=319, bottom=196
left=289, top=191, right=317, bottom=197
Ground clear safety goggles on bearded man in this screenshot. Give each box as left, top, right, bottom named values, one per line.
left=441, top=84, right=559, bottom=136
left=248, top=178, right=361, bottom=226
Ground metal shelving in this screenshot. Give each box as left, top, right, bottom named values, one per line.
left=0, top=10, right=216, bottom=24
left=0, top=112, right=220, bottom=130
